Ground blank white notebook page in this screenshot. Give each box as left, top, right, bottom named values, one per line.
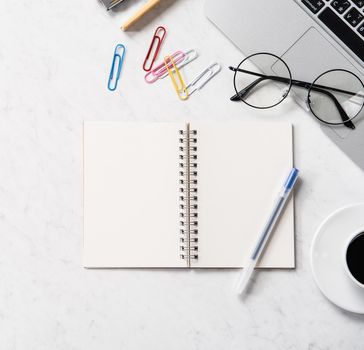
left=194, top=122, right=294, bottom=268
left=83, top=122, right=185, bottom=268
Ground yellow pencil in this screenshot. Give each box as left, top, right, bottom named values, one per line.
left=121, top=0, right=161, bottom=31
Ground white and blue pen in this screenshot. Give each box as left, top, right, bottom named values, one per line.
left=235, top=168, right=299, bottom=295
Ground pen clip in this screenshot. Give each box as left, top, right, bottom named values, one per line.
left=143, top=26, right=166, bottom=72
left=164, top=55, right=188, bottom=101
left=186, top=62, right=221, bottom=95
left=108, top=44, right=126, bottom=91
left=283, top=168, right=299, bottom=193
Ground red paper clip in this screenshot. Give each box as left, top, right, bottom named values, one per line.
left=143, top=26, right=167, bottom=72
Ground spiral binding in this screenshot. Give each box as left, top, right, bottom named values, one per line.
left=179, top=124, right=198, bottom=267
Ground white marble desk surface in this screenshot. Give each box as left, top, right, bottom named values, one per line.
left=1, top=0, right=364, bottom=349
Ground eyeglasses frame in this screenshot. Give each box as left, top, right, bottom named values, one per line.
left=230, top=52, right=364, bottom=130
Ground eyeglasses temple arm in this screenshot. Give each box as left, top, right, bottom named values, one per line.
left=229, top=67, right=363, bottom=98
left=230, top=76, right=267, bottom=101
left=268, top=77, right=356, bottom=127
left=308, top=85, right=355, bottom=129
left=230, top=71, right=355, bottom=129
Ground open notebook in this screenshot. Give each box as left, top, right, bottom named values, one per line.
left=83, top=121, right=295, bottom=268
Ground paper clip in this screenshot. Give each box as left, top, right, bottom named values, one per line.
left=145, top=51, right=185, bottom=83
left=144, top=49, right=198, bottom=84
left=158, top=49, right=198, bottom=79
left=186, top=63, right=221, bottom=95
left=108, top=44, right=126, bottom=91
left=143, top=26, right=166, bottom=72
left=175, top=49, right=198, bottom=73
left=164, top=55, right=188, bottom=101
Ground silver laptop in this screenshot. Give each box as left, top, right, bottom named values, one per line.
left=205, top=0, right=364, bottom=170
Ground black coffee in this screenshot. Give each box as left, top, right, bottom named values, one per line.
left=346, top=232, right=364, bottom=285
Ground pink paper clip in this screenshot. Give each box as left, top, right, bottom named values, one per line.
left=143, top=26, right=167, bottom=72
left=144, top=50, right=186, bottom=83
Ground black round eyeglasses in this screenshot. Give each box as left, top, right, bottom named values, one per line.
left=229, top=52, right=364, bottom=130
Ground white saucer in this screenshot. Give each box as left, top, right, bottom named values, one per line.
left=311, top=203, right=364, bottom=314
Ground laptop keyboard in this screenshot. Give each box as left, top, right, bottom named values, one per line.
left=300, top=0, right=364, bottom=62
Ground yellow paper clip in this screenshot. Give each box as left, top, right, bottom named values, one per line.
left=164, top=55, right=188, bottom=101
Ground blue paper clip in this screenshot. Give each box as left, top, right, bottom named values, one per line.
left=108, top=44, right=126, bottom=91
